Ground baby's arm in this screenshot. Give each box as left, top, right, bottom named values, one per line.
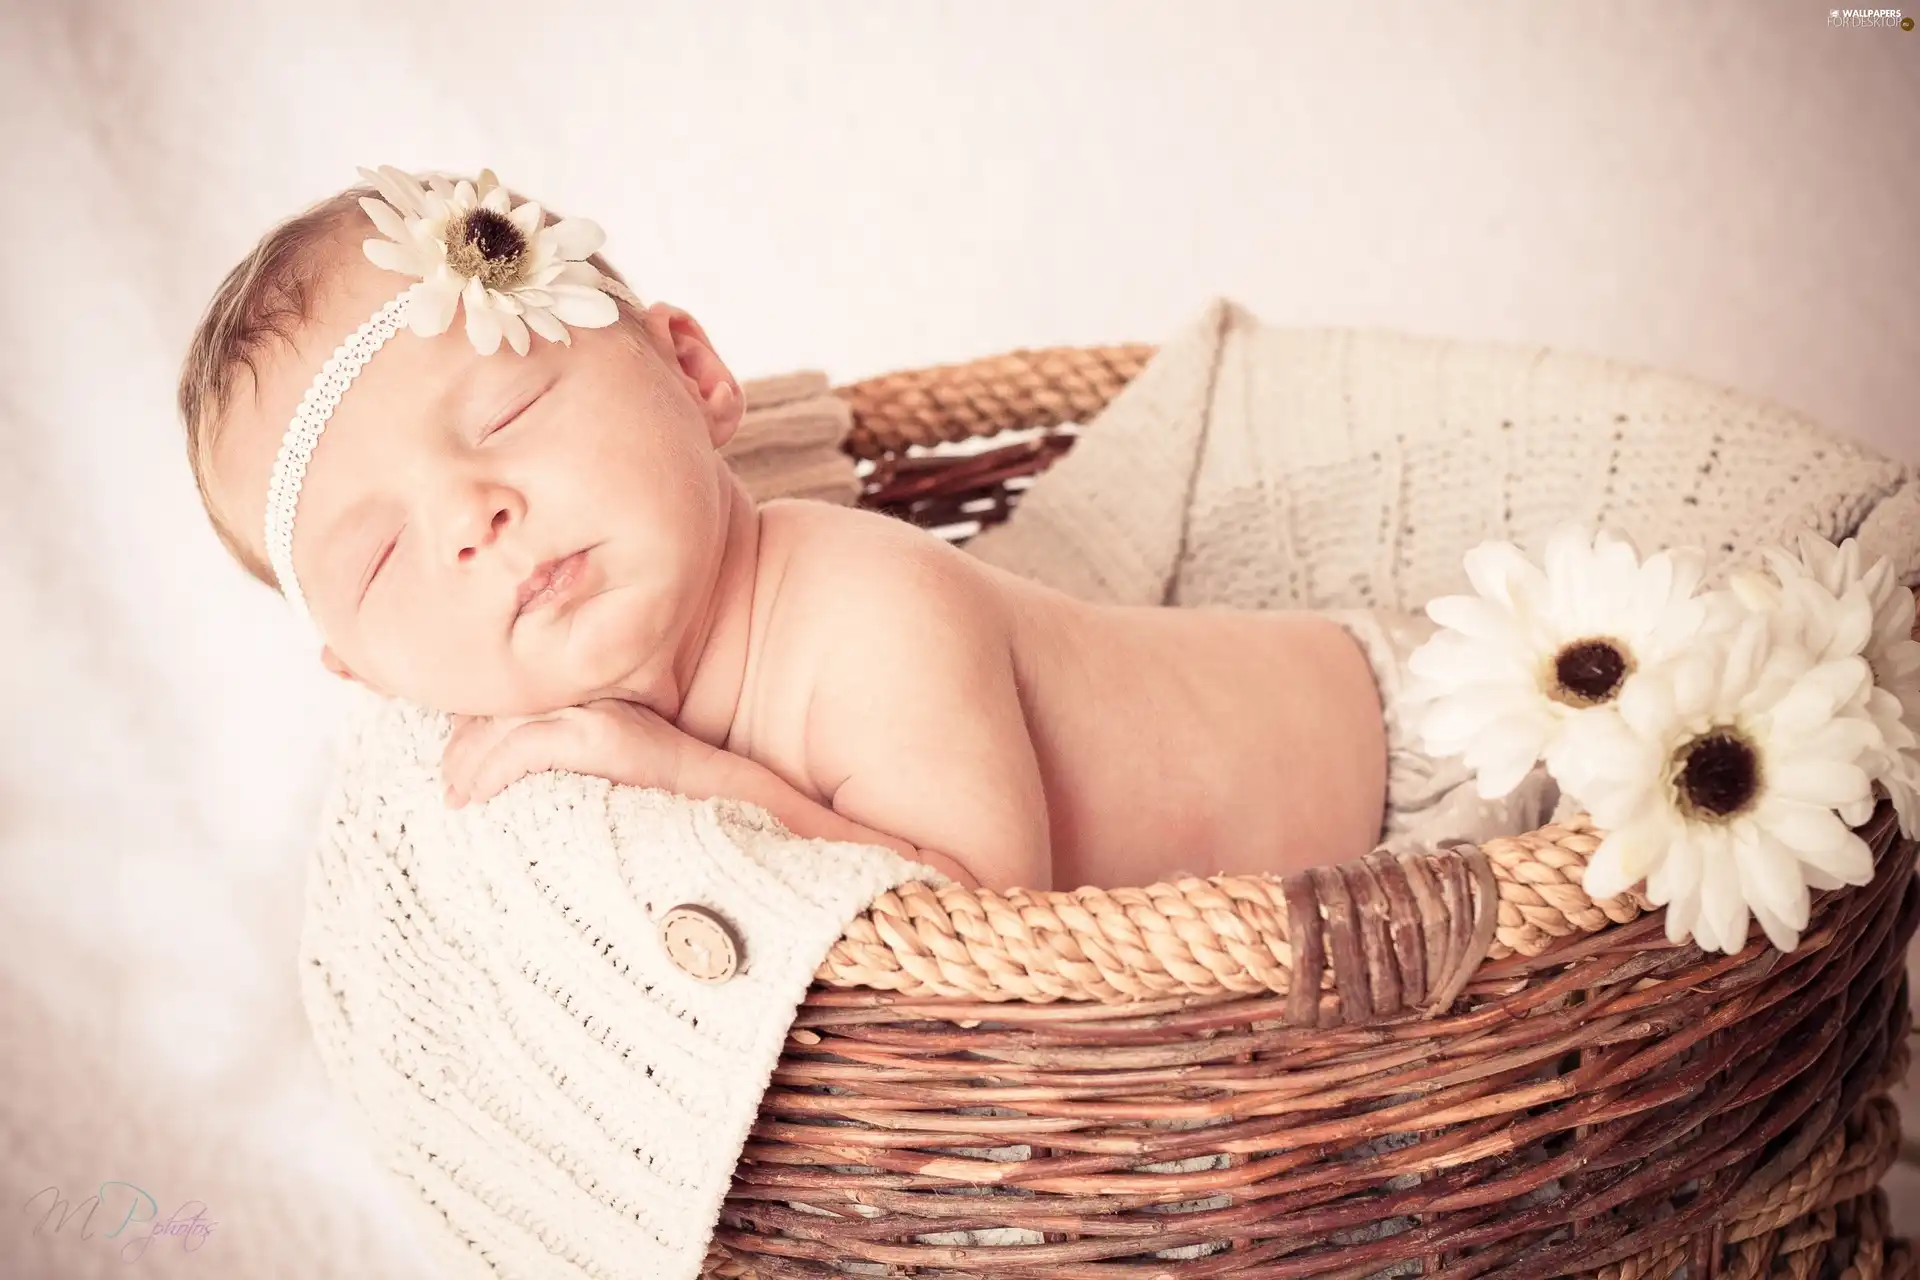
left=669, top=515, right=1044, bottom=893
left=796, top=543, right=1052, bottom=893
left=675, top=535, right=1050, bottom=889
left=681, top=751, right=989, bottom=888
left=671, top=517, right=1050, bottom=891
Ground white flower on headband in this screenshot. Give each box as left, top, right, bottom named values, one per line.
left=357, top=165, right=639, bottom=357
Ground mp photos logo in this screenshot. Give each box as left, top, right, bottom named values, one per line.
left=21, top=1181, right=216, bottom=1262
left=1829, top=7, right=1915, bottom=27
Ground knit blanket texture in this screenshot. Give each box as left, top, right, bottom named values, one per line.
left=964, top=299, right=1919, bottom=608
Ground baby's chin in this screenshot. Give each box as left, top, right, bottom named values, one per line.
left=501, top=582, right=683, bottom=711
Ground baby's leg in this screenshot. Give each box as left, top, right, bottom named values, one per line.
left=1316, top=609, right=1562, bottom=857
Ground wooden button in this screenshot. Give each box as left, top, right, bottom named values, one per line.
left=659, top=904, right=742, bottom=983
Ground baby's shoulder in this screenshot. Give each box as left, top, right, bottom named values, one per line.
left=758, top=497, right=993, bottom=604
left=754, top=498, right=1015, bottom=678
left=758, top=495, right=935, bottom=563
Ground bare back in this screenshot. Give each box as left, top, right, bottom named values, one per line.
left=723, top=499, right=1388, bottom=890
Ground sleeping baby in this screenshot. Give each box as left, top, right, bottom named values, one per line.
left=181, top=166, right=1529, bottom=892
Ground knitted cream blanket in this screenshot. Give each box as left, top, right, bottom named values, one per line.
left=299, top=302, right=1919, bottom=1280
left=964, top=299, right=1919, bottom=609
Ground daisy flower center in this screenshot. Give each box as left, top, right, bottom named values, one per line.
left=1547, top=638, right=1634, bottom=708
left=1672, top=729, right=1763, bottom=822
left=445, top=209, right=531, bottom=291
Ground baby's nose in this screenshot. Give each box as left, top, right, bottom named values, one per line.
left=455, top=503, right=516, bottom=561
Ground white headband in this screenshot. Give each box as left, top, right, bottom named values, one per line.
left=264, top=293, right=412, bottom=623
left=262, top=164, right=635, bottom=628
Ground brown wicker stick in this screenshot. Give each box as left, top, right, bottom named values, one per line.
left=837, top=343, right=1155, bottom=458
left=1603, top=1100, right=1905, bottom=1280
left=1613, top=1184, right=1908, bottom=1280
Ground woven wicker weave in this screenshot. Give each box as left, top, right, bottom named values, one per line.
left=707, top=345, right=1920, bottom=1279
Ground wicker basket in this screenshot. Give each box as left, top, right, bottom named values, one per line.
left=708, top=346, right=1920, bottom=1280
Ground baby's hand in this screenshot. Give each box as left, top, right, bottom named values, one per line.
left=440, top=698, right=700, bottom=809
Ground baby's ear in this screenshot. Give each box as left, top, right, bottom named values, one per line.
left=643, top=302, right=743, bottom=448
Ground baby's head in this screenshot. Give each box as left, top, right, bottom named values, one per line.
left=181, top=167, right=748, bottom=717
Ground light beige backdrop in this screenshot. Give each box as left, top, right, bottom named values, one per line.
left=1, top=2, right=1914, bottom=1276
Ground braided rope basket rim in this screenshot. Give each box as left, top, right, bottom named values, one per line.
left=704, top=341, right=1920, bottom=1279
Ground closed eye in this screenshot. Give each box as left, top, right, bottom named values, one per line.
left=363, top=533, right=397, bottom=600
left=481, top=378, right=554, bottom=440
left=481, top=403, right=528, bottom=440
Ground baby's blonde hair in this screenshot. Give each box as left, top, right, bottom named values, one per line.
left=178, top=180, right=639, bottom=592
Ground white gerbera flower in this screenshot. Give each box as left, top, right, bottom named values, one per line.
left=1729, top=533, right=1920, bottom=836
left=1575, top=608, right=1880, bottom=954
left=1409, top=524, right=1714, bottom=800
left=356, top=165, right=641, bottom=357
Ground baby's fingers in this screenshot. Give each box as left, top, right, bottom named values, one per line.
left=444, top=714, right=536, bottom=804
left=449, top=717, right=583, bottom=808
